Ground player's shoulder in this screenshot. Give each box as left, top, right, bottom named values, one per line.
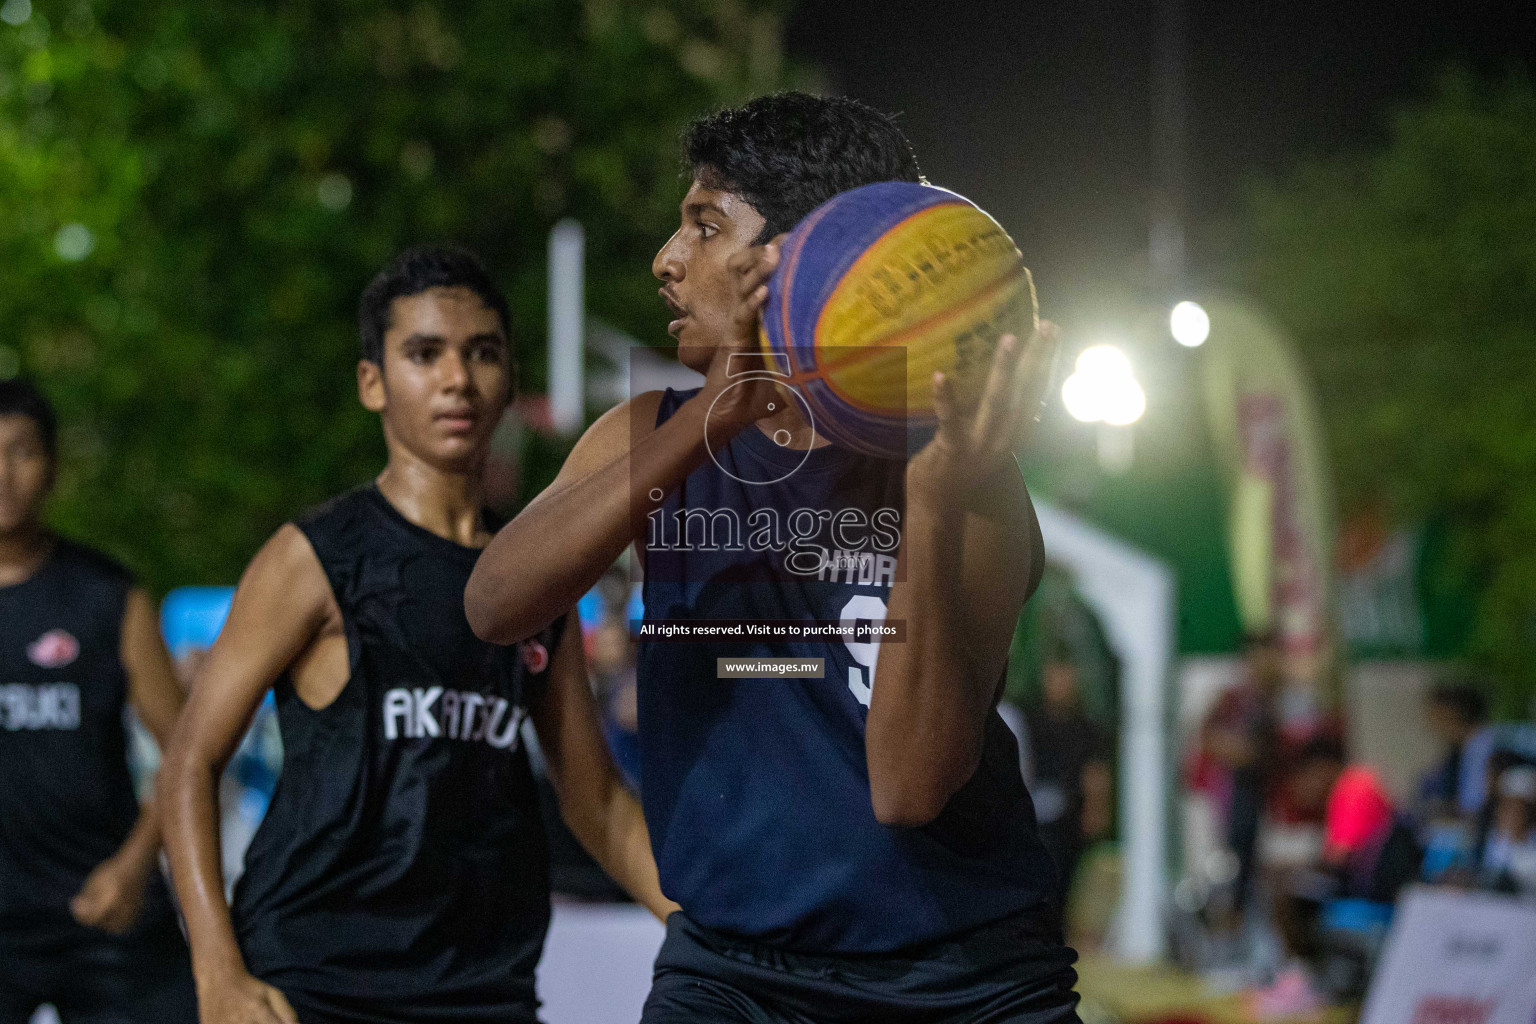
left=591, top=387, right=701, bottom=439
left=556, top=390, right=674, bottom=482
left=288, top=484, right=399, bottom=567
left=591, top=389, right=674, bottom=437
left=229, top=521, right=338, bottom=636
left=292, top=483, right=376, bottom=536
left=247, top=520, right=325, bottom=580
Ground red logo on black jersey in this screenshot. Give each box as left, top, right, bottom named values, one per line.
left=520, top=640, right=549, bottom=673
left=27, top=629, right=80, bottom=669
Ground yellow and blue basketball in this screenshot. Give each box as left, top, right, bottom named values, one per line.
left=760, top=181, right=1036, bottom=458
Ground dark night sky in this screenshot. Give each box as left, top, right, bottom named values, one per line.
left=785, top=0, right=1536, bottom=317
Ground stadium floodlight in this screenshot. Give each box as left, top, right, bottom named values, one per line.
left=1061, top=343, right=1145, bottom=426
left=1170, top=300, right=1210, bottom=348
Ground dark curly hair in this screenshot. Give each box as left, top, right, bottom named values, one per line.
left=0, top=377, right=57, bottom=460
left=357, top=246, right=511, bottom=367
left=1295, top=734, right=1348, bottom=769
left=684, top=92, right=923, bottom=243
left=1428, top=679, right=1489, bottom=727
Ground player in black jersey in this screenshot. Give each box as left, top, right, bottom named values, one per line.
left=467, top=95, right=1077, bottom=1022
left=0, top=379, right=198, bottom=1023
left=159, top=248, right=675, bottom=1024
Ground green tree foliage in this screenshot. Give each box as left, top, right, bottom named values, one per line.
left=1234, top=70, right=1536, bottom=714
left=0, top=0, right=789, bottom=591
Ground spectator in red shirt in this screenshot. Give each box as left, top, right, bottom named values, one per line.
left=1288, top=737, right=1420, bottom=904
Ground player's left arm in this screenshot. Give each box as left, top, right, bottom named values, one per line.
left=71, top=587, right=187, bottom=934
left=529, top=613, right=679, bottom=921
left=868, top=324, right=1058, bottom=827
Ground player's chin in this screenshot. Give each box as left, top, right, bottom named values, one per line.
left=674, top=334, right=716, bottom=373
left=421, top=429, right=494, bottom=470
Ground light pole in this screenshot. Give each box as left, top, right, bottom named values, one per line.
left=1151, top=0, right=1187, bottom=307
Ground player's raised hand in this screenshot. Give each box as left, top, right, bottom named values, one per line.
left=908, top=321, right=1059, bottom=504
left=197, top=968, right=300, bottom=1024
left=699, top=236, right=786, bottom=434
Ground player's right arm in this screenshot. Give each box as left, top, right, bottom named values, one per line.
left=159, top=525, right=332, bottom=1024
left=464, top=242, right=782, bottom=645
left=464, top=390, right=671, bottom=646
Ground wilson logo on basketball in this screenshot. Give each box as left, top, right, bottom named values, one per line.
left=27, top=629, right=80, bottom=669
left=520, top=640, right=549, bottom=673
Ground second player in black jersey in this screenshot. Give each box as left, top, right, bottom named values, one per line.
left=160, top=248, right=675, bottom=1024
left=0, top=378, right=197, bottom=1023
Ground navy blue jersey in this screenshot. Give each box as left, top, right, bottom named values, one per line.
left=637, top=388, right=1057, bottom=954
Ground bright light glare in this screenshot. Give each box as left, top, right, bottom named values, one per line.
left=0, top=0, right=32, bottom=26
left=54, top=224, right=95, bottom=262
left=1170, top=301, right=1210, bottom=347
left=1060, top=372, right=1101, bottom=423
left=1100, top=376, right=1146, bottom=426
left=1075, top=344, right=1132, bottom=379
left=1061, top=342, right=1145, bottom=426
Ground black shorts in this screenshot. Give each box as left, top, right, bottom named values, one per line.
left=265, top=976, right=546, bottom=1024
left=0, top=935, right=196, bottom=1024
left=275, top=988, right=541, bottom=1024
left=641, top=910, right=1082, bottom=1024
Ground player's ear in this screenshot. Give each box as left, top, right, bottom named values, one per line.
left=358, top=359, right=386, bottom=413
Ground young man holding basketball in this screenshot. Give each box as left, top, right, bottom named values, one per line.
left=0, top=379, right=197, bottom=1023
left=160, top=247, right=674, bottom=1024
left=466, top=94, right=1078, bottom=1022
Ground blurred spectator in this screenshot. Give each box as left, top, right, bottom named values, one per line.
left=1273, top=737, right=1420, bottom=1002
left=1415, top=682, right=1494, bottom=882
left=593, top=615, right=642, bottom=792
left=1198, top=631, right=1284, bottom=924
left=1479, top=765, right=1536, bottom=895
left=1025, top=653, right=1112, bottom=905
left=1418, top=679, right=1494, bottom=819
left=1288, top=737, right=1420, bottom=904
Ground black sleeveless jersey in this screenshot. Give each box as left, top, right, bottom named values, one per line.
left=230, top=484, right=564, bottom=1021
left=0, top=539, right=181, bottom=952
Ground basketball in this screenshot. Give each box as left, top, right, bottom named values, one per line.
left=758, top=180, right=1037, bottom=458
